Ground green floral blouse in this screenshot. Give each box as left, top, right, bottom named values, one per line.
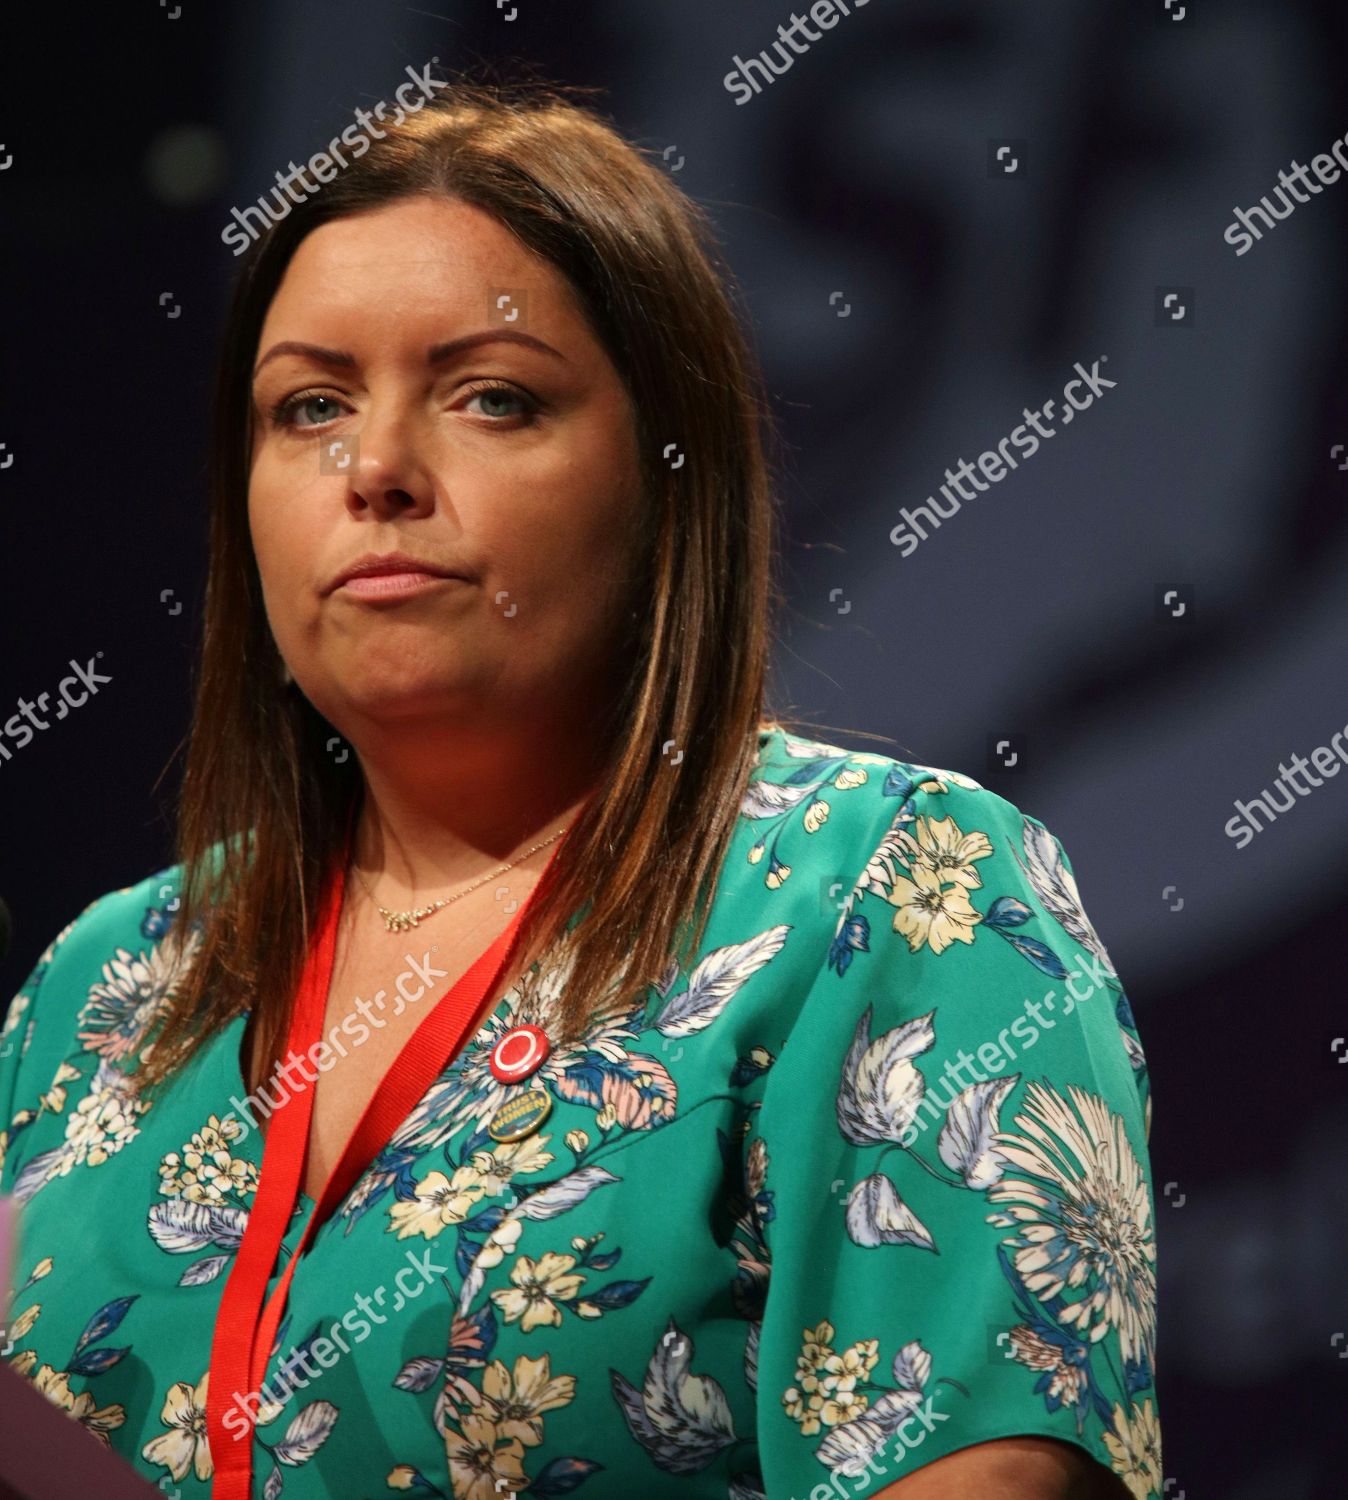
left=0, top=724, right=1161, bottom=1499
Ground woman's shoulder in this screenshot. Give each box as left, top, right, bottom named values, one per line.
left=1, top=861, right=188, bottom=1106
left=744, top=722, right=1117, bottom=989
left=13, top=861, right=187, bottom=993
left=749, top=722, right=1044, bottom=876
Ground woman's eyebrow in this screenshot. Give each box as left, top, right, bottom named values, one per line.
left=252, top=329, right=567, bottom=379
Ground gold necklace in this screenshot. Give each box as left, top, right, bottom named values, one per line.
left=350, top=825, right=570, bottom=933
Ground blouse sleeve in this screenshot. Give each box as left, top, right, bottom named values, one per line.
left=750, top=770, right=1161, bottom=1499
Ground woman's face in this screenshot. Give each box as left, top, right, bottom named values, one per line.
left=247, top=194, right=647, bottom=739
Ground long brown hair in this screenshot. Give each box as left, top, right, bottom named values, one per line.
left=136, top=73, right=800, bottom=1101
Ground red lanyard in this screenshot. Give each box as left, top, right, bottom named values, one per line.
left=206, top=835, right=566, bottom=1499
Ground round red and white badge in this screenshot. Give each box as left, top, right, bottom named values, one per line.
left=488, top=1024, right=551, bottom=1082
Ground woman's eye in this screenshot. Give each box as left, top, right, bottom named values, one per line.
left=270, top=393, right=345, bottom=430
left=463, top=383, right=536, bottom=420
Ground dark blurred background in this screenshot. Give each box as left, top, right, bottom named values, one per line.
left=0, top=1, right=1343, bottom=1494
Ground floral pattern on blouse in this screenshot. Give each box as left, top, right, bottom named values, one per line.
left=0, top=725, right=1160, bottom=1498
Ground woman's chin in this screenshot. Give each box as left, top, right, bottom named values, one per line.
left=308, top=677, right=478, bottom=728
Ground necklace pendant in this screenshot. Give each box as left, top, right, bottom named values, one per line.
left=379, top=907, right=421, bottom=933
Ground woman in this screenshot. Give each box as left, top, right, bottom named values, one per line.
left=0, top=79, right=1159, bottom=1500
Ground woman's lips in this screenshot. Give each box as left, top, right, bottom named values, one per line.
left=335, top=571, right=466, bottom=599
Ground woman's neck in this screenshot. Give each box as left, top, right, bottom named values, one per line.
left=350, top=770, right=595, bottom=908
